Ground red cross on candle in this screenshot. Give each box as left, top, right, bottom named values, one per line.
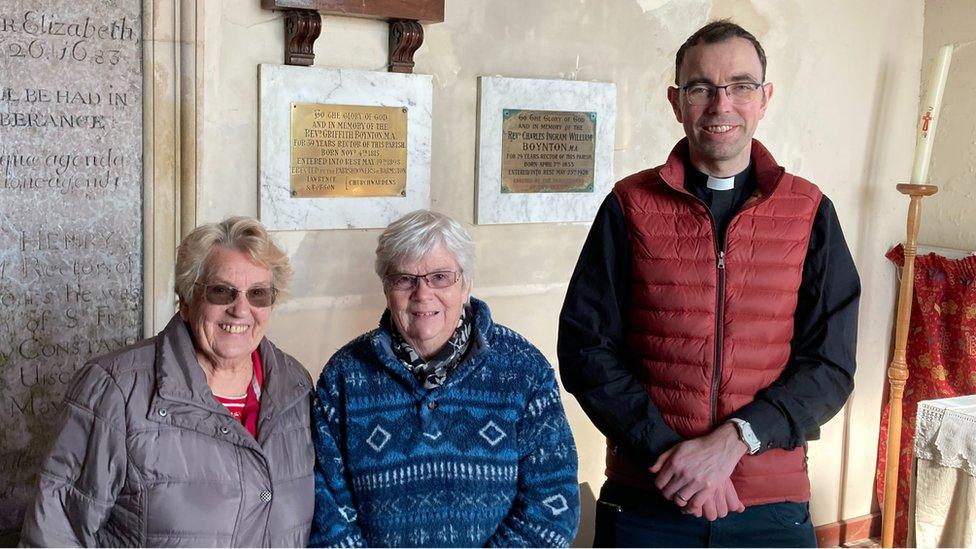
left=921, top=109, right=934, bottom=133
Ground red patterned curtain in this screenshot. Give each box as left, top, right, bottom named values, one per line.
left=876, top=244, right=976, bottom=546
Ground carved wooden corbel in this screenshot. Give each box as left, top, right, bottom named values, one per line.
left=283, top=9, right=321, bottom=66
left=262, top=0, right=443, bottom=69
left=388, top=20, right=424, bottom=74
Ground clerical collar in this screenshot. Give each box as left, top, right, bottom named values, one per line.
left=686, top=164, right=752, bottom=192
left=706, top=175, right=735, bottom=191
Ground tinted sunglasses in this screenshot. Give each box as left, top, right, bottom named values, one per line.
left=194, top=283, right=278, bottom=307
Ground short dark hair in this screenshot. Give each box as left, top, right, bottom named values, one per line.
left=674, top=20, right=767, bottom=85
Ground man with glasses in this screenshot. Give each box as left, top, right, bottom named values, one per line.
left=558, top=20, right=860, bottom=547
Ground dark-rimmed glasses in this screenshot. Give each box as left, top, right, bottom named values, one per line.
left=680, top=82, right=764, bottom=106
left=195, top=283, right=278, bottom=307
left=384, top=270, right=461, bottom=292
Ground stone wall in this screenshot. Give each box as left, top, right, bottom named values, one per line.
left=0, top=0, right=143, bottom=531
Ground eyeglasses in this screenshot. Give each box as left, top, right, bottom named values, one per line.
left=195, top=283, right=278, bottom=307
left=384, top=270, right=462, bottom=292
left=680, top=82, right=764, bottom=106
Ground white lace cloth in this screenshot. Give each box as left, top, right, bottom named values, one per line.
left=914, top=395, right=976, bottom=477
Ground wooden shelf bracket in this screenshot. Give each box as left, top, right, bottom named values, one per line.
left=263, top=0, right=443, bottom=70
left=283, top=9, right=321, bottom=67
left=388, top=20, right=424, bottom=73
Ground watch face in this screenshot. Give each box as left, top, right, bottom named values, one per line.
left=732, top=419, right=761, bottom=454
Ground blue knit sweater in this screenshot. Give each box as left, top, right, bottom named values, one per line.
left=310, top=298, right=579, bottom=547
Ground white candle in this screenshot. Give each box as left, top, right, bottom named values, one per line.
left=910, top=44, right=954, bottom=184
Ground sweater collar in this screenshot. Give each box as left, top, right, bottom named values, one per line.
left=372, top=297, right=494, bottom=393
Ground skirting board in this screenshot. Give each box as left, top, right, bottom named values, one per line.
left=815, top=513, right=880, bottom=547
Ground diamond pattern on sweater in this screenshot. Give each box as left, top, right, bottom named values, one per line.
left=543, top=494, right=569, bottom=516
left=367, top=425, right=391, bottom=452
left=479, top=420, right=506, bottom=446
left=338, top=505, right=357, bottom=522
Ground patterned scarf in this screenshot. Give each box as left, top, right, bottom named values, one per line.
left=390, top=305, right=473, bottom=389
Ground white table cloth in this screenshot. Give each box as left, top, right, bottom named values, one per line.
left=911, top=395, right=976, bottom=547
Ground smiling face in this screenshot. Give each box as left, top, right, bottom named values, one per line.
left=385, top=244, right=470, bottom=360
left=668, top=37, right=773, bottom=176
left=180, top=246, right=273, bottom=371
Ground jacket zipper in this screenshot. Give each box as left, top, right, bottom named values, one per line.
left=682, top=194, right=726, bottom=425
left=706, top=188, right=779, bottom=423
left=712, top=249, right=725, bottom=423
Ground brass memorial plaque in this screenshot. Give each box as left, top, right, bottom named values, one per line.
left=500, top=109, right=596, bottom=193
left=290, top=103, right=408, bottom=198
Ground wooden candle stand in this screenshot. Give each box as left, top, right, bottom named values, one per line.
left=881, top=183, right=938, bottom=548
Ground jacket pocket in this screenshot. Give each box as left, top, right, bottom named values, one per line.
left=145, top=479, right=242, bottom=539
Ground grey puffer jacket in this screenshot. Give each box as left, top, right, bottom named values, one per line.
left=19, top=314, right=315, bottom=547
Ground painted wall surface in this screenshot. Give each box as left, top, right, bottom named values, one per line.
left=191, top=0, right=923, bottom=532
left=919, top=0, right=976, bottom=251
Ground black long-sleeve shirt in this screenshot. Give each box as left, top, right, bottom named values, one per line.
left=557, top=179, right=861, bottom=468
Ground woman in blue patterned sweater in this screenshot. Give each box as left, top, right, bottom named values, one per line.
left=310, top=210, right=579, bottom=547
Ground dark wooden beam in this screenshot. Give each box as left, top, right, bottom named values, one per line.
left=283, top=9, right=321, bottom=66
left=262, top=0, right=444, bottom=24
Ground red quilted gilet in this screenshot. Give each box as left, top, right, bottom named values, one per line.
left=607, top=139, right=822, bottom=506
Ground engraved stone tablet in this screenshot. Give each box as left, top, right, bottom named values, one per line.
left=476, top=76, right=616, bottom=224
left=290, top=103, right=408, bottom=198
left=0, top=1, right=143, bottom=531
left=500, top=109, right=596, bottom=194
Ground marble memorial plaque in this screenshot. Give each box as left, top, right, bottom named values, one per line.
left=290, top=103, right=408, bottom=198
left=260, top=65, right=432, bottom=230
left=0, top=1, right=143, bottom=530
left=500, top=109, right=596, bottom=194
left=476, top=76, right=615, bottom=224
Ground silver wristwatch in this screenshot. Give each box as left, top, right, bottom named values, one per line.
left=728, top=418, right=761, bottom=455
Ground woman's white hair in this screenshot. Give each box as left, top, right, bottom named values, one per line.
left=175, top=216, right=293, bottom=307
left=375, top=210, right=475, bottom=285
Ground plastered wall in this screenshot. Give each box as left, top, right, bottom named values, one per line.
left=188, top=0, right=924, bottom=533
left=919, top=0, right=976, bottom=251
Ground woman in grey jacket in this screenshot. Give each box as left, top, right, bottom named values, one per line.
left=20, top=216, right=315, bottom=547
